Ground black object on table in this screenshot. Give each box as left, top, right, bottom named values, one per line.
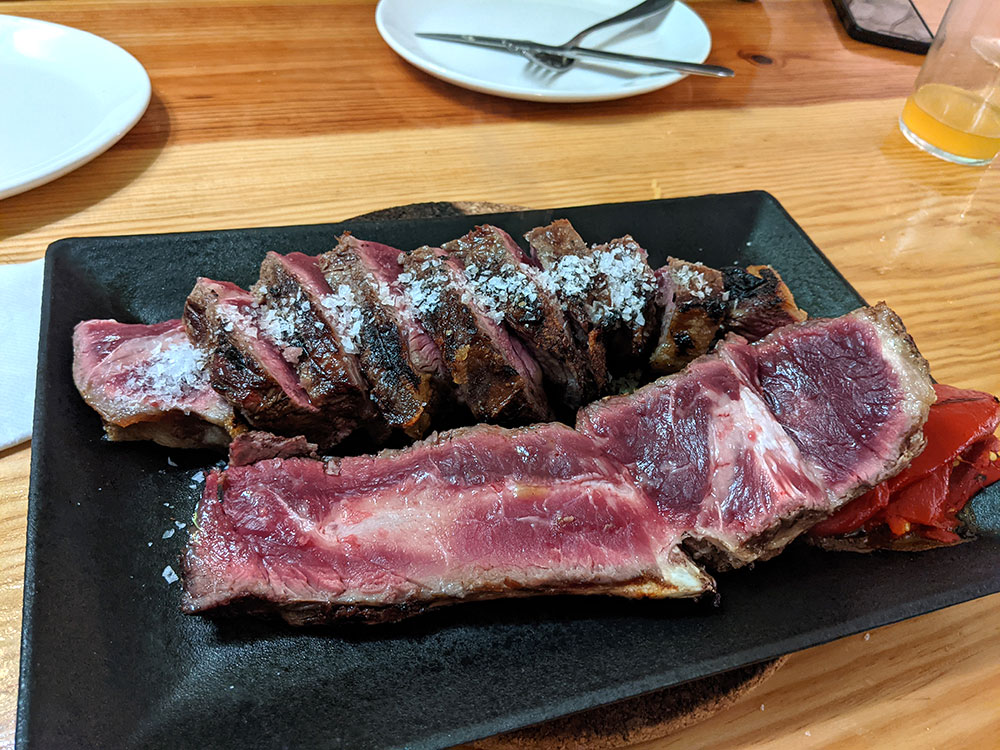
left=831, top=0, right=934, bottom=54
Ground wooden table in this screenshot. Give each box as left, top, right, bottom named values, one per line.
left=2, top=0, right=998, bottom=747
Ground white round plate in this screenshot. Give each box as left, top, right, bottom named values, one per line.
left=0, top=15, right=151, bottom=199
left=375, top=0, right=712, bottom=103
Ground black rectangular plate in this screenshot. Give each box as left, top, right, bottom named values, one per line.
left=18, top=191, right=1000, bottom=750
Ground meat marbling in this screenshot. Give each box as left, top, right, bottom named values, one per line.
left=579, top=304, right=934, bottom=569
left=183, top=423, right=713, bottom=623
left=183, top=305, right=935, bottom=619
left=72, top=319, right=237, bottom=449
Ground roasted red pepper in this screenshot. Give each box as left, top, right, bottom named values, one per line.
left=810, top=384, right=1000, bottom=543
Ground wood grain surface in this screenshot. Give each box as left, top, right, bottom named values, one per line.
left=2, top=0, right=998, bottom=747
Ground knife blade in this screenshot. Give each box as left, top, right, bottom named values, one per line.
left=415, top=33, right=735, bottom=78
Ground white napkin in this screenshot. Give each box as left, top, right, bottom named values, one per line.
left=0, top=258, right=44, bottom=450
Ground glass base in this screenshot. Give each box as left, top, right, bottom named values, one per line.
left=898, top=118, right=994, bottom=167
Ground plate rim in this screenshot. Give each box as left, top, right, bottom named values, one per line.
left=374, top=0, right=712, bottom=103
left=0, top=14, right=151, bottom=200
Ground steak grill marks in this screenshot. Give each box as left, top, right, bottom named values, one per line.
left=317, top=235, right=438, bottom=438
left=183, top=305, right=935, bottom=621
left=444, top=225, right=600, bottom=412
left=399, top=246, right=552, bottom=425
left=73, top=219, right=807, bottom=452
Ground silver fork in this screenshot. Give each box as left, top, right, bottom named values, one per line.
left=526, top=0, right=676, bottom=74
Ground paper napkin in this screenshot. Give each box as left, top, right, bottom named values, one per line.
left=0, top=258, right=44, bottom=450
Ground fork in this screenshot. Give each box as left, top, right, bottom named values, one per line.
left=526, top=0, right=676, bottom=73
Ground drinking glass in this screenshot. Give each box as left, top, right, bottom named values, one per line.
left=899, top=0, right=1000, bottom=166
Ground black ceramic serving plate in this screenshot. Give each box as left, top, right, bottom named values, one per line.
left=18, top=192, right=1000, bottom=750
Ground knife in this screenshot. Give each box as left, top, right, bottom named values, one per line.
left=416, top=33, right=735, bottom=78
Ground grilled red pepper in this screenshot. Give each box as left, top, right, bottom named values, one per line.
left=810, top=384, right=1000, bottom=543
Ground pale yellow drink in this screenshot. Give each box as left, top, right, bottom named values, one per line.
left=901, top=82, right=1000, bottom=163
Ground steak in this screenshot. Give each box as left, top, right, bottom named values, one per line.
left=317, top=235, right=440, bottom=438
left=722, top=265, right=807, bottom=342
left=578, top=352, right=830, bottom=569
left=183, top=304, right=936, bottom=620
left=527, top=223, right=657, bottom=376
left=182, top=423, right=713, bottom=624
left=443, top=225, right=599, bottom=411
left=725, top=304, right=934, bottom=501
left=577, top=304, right=935, bottom=569
left=72, top=319, right=237, bottom=449
left=254, top=253, right=373, bottom=447
left=398, top=246, right=551, bottom=425
left=228, top=431, right=318, bottom=466
left=524, top=220, right=609, bottom=390
left=184, top=278, right=337, bottom=443
left=344, top=235, right=445, bottom=380
left=649, top=259, right=727, bottom=374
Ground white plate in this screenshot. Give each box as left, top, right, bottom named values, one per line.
left=0, top=15, right=150, bottom=199
left=375, top=0, right=712, bottom=103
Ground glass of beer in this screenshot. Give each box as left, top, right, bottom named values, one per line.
left=899, top=0, right=1000, bottom=166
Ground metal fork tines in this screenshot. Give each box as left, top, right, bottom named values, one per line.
left=526, top=0, right=676, bottom=72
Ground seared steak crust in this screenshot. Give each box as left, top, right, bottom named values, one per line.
left=444, top=225, right=600, bottom=411
left=399, top=246, right=551, bottom=425
left=254, top=253, right=371, bottom=447
left=184, top=278, right=329, bottom=438
left=650, top=259, right=727, bottom=374
left=524, top=220, right=610, bottom=390
left=722, top=264, right=807, bottom=342
left=318, top=236, right=437, bottom=437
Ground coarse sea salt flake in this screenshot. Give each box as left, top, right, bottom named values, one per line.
left=162, top=566, right=179, bottom=584
left=162, top=529, right=175, bottom=539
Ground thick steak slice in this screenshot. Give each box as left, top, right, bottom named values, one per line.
left=578, top=354, right=829, bottom=569
left=346, top=236, right=445, bottom=380
left=650, top=259, right=727, bottom=374
left=725, top=303, right=934, bottom=501
left=72, top=319, right=237, bottom=450
left=587, top=235, right=659, bottom=364
left=722, top=265, right=807, bottom=342
left=182, top=423, right=713, bottom=624
left=183, top=278, right=333, bottom=442
left=578, top=305, right=935, bottom=569
left=523, top=220, right=609, bottom=390
left=526, top=222, right=657, bottom=375
left=317, top=236, right=439, bottom=438
left=398, top=246, right=551, bottom=425
left=254, top=253, right=371, bottom=447
left=443, top=225, right=599, bottom=411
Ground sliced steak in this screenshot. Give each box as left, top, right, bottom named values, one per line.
left=578, top=353, right=829, bottom=569
left=587, top=235, right=659, bottom=364
left=578, top=305, right=935, bottom=569
left=182, top=423, right=713, bottom=624
left=524, top=220, right=609, bottom=390
left=228, top=431, right=318, bottom=466
left=72, top=319, right=237, bottom=450
left=183, top=278, right=336, bottom=442
left=344, top=235, right=445, bottom=380
left=725, top=303, right=935, bottom=501
left=722, top=264, right=807, bottom=342
left=649, top=259, right=727, bottom=374
left=254, top=252, right=372, bottom=447
left=316, top=235, right=440, bottom=438
left=443, top=224, right=599, bottom=411
left=398, top=246, right=551, bottom=425
left=527, top=222, right=657, bottom=376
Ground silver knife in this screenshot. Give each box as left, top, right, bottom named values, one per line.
left=415, top=33, right=734, bottom=78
